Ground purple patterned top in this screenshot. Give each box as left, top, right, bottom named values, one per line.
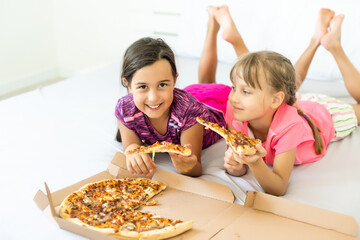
left=115, top=88, right=226, bottom=149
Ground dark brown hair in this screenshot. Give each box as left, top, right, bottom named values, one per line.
left=121, top=37, right=177, bottom=88
left=230, top=51, right=324, bottom=155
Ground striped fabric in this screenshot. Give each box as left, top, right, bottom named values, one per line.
left=297, top=93, right=358, bottom=141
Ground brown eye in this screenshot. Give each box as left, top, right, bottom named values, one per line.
left=137, top=85, right=147, bottom=89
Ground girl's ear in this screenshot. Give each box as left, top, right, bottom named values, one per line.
left=123, top=78, right=130, bottom=89
left=271, top=91, right=285, bottom=108
left=174, top=73, right=179, bottom=85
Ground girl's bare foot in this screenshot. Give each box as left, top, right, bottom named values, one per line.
left=320, top=14, right=344, bottom=52
left=314, top=8, right=334, bottom=43
left=213, top=5, right=240, bottom=44
left=207, top=6, right=220, bottom=33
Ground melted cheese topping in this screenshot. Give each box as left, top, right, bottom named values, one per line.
left=126, top=141, right=191, bottom=156
left=196, top=117, right=261, bottom=152
left=63, top=178, right=181, bottom=233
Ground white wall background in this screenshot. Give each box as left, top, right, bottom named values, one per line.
left=176, top=0, right=360, bottom=82
left=52, top=0, right=133, bottom=77
left=1, top=0, right=359, bottom=98
left=0, top=0, right=57, bottom=97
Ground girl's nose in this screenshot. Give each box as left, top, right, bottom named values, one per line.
left=148, top=89, right=159, bottom=102
left=229, top=92, right=240, bottom=104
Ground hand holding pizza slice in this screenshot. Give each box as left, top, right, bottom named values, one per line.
left=125, top=142, right=192, bottom=176
left=125, top=144, right=158, bottom=176
left=196, top=117, right=262, bottom=157
left=126, top=141, right=192, bottom=158
left=230, top=143, right=267, bottom=165
left=167, top=144, right=200, bottom=174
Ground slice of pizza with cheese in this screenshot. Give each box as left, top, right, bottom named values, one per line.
left=126, top=141, right=191, bottom=157
left=196, top=117, right=261, bottom=155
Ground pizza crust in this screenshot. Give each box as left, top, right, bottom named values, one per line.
left=136, top=221, right=193, bottom=240
left=62, top=216, right=193, bottom=240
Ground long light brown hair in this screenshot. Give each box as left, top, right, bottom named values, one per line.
left=230, top=51, right=324, bottom=155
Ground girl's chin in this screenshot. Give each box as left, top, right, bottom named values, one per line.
left=233, top=114, right=248, bottom=122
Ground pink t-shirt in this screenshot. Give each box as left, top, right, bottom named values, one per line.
left=225, top=101, right=335, bottom=165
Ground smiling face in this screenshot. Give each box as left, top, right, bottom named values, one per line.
left=228, top=69, right=275, bottom=123
left=126, top=59, right=177, bottom=121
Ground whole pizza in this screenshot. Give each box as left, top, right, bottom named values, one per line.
left=59, top=178, right=193, bottom=239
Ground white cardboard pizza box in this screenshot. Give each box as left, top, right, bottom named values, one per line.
left=34, top=152, right=359, bottom=239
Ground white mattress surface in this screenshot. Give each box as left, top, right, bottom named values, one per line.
left=1, top=57, right=359, bottom=239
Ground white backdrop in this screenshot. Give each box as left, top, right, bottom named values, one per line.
left=1, top=0, right=359, bottom=97
left=175, top=0, right=360, bottom=82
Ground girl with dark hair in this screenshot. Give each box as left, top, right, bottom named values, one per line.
left=115, top=37, right=226, bottom=177
left=195, top=6, right=360, bottom=196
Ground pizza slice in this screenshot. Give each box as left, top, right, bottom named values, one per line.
left=59, top=178, right=193, bottom=239
left=196, top=117, right=261, bottom=155
left=126, top=141, right=192, bottom=157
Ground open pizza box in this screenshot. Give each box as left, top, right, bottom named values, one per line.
left=34, top=152, right=359, bottom=239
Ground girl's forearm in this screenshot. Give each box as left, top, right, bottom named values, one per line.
left=226, top=165, right=247, bottom=176
left=248, top=160, right=288, bottom=196
left=124, top=143, right=141, bottom=152
left=186, top=161, right=202, bottom=177
left=175, top=160, right=202, bottom=177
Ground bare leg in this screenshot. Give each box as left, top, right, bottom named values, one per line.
left=321, top=15, right=360, bottom=103
left=321, top=14, right=360, bottom=123
left=198, top=6, right=220, bottom=84
left=351, top=104, right=360, bottom=124
left=294, top=9, right=334, bottom=89
left=214, top=5, right=249, bottom=58
left=198, top=5, right=249, bottom=84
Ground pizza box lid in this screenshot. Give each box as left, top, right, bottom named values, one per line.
left=34, top=152, right=359, bottom=239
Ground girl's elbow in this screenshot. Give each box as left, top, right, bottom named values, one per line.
left=189, top=172, right=202, bottom=177
left=265, top=186, right=287, bottom=196
left=265, top=190, right=286, bottom=197
left=178, top=165, right=202, bottom=177
left=274, top=189, right=287, bottom=196
left=181, top=170, right=202, bottom=177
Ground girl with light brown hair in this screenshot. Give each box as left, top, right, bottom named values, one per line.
left=194, top=6, right=360, bottom=196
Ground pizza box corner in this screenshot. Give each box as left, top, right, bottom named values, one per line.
left=34, top=152, right=359, bottom=239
